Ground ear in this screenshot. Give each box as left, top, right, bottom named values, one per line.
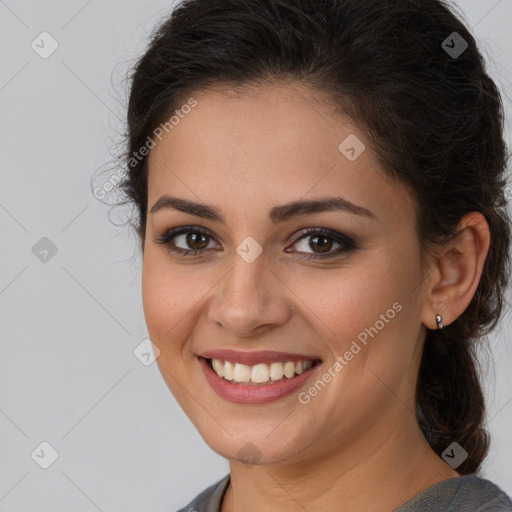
left=420, top=212, right=490, bottom=330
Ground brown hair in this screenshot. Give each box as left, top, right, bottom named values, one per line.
left=114, top=0, right=511, bottom=473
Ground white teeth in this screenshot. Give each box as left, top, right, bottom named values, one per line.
left=212, top=359, right=224, bottom=377
left=209, top=358, right=316, bottom=384
left=270, top=362, right=284, bottom=381
left=283, top=361, right=296, bottom=379
left=223, top=360, right=234, bottom=380
left=251, top=363, right=270, bottom=383
left=233, top=363, right=251, bottom=382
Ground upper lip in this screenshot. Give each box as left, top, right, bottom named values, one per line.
left=198, top=349, right=322, bottom=366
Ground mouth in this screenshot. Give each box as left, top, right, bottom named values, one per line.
left=198, top=353, right=323, bottom=404
left=203, top=357, right=322, bottom=385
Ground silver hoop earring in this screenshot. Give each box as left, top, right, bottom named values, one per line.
left=435, top=314, right=443, bottom=330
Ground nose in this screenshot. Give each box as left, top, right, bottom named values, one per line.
left=207, top=251, right=292, bottom=338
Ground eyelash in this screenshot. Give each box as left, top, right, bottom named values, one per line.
left=154, top=226, right=357, bottom=261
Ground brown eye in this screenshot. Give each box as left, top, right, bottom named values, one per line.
left=182, top=232, right=210, bottom=250
left=155, top=226, right=356, bottom=260
left=303, top=233, right=335, bottom=253
left=154, top=226, right=220, bottom=256
left=287, top=228, right=356, bottom=260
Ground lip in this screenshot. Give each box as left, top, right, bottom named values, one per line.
left=198, top=356, right=323, bottom=404
left=198, top=349, right=322, bottom=366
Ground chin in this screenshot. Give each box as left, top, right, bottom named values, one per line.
left=197, top=424, right=315, bottom=466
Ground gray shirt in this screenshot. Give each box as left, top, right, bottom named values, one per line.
left=175, top=473, right=512, bottom=511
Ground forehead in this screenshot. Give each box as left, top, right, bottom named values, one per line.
left=146, top=82, right=415, bottom=225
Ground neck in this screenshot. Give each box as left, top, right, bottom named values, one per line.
left=221, top=413, right=459, bottom=512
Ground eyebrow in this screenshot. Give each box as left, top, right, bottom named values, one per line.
left=149, top=194, right=376, bottom=224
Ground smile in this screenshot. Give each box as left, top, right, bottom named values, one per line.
left=209, top=358, right=315, bottom=384
left=198, top=352, right=323, bottom=404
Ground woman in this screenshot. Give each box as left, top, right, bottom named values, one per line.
left=117, top=0, right=512, bottom=510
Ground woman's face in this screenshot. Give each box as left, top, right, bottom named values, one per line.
left=142, top=82, right=432, bottom=464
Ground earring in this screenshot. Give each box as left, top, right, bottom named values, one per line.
left=435, top=314, right=444, bottom=330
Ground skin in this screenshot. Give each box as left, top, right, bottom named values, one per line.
left=141, top=80, right=490, bottom=512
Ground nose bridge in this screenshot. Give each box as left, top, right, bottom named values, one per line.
left=220, top=249, right=271, bottom=311
left=222, top=226, right=268, bottom=298
left=208, top=246, right=289, bottom=335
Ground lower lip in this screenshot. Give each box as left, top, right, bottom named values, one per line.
left=199, top=357, right=322, bottom=404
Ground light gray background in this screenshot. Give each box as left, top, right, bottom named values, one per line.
left=0, top=1, right=511, bottom=511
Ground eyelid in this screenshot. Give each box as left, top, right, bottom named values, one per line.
left=288, top=227, right=355, bottom=247
left=157, top=225, right=221, bottom=248
left=154, top=225, right=357, bottom=259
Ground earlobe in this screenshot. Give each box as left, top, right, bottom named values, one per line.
left=421, top=212, right=491, bottom=330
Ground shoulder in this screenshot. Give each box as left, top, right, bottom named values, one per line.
left=395, top=474, right=512, bottom=512
left=175, top=473, right=230, bottom=512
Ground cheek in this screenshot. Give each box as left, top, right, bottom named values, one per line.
left=141, top=251, right=193, bottom=355
left=299, top=256, right=404, bottom=335
left=304, top=248, right=418, bottom=378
